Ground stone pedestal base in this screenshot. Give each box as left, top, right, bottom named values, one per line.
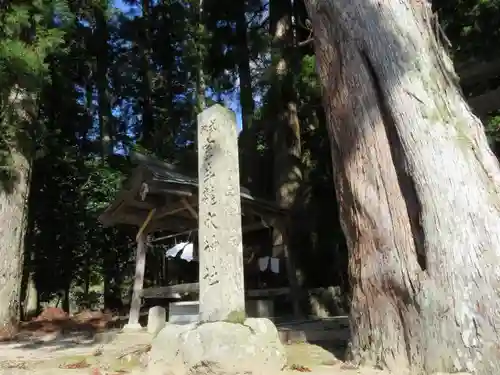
left=147, top=318, right=286, bottom=375
left=147, top=306, right=166, bottom=335
left=122, top=323, right=143, bottom=332
left=169, top=301, right=199, bottom=324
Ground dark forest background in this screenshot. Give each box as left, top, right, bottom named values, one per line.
left=2, top=0, right=500, bottom=316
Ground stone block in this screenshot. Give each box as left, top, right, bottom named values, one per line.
left=147, top=318, right=286, bottom=375
left=168, top=301, right=199, bottom=325
left=147, top=306, right=166, bottom=335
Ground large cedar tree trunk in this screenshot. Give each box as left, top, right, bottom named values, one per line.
left=0, top=88, right=33, bottom=332
left=0, top=122, right=30, bottom=331
left=306, top=0, right=500, bottom=373
left=0, top=151, right=30, bottom=331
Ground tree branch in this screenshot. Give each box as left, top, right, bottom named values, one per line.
left=298, top=37, right=314, bottom=47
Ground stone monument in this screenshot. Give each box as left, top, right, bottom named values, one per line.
left=197, top=103, right=246, bottom=322
left=146, top=104, right=286, bottom=375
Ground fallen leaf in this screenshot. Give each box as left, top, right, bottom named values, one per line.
left=290, top=364, right=312, bottom=372
left=3, top=361, right=27, bottom=369
left=59, top=359, right=90, bottom=369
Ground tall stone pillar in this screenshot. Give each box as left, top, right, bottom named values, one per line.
left=197, top=104, right=245, bottom=322
left=147, top=104, right=286, bottom=375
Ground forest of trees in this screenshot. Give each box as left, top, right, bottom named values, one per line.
left=2, top=0, right=500, bottom=373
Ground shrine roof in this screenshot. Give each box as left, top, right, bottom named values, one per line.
left=98, top=152, right=285, bottom=234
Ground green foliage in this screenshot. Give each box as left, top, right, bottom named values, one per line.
left=5, top=0, right=500, bottom=316
left=435, top=0, right=500, bottom=61
left=485, top=114, right=500, bottom=145
left=0, top=1, right=70, bottom=90
left=0, top=0, right=71, bottom=190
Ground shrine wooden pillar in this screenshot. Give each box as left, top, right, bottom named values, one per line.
left=123, top=209, right=155, bottom=331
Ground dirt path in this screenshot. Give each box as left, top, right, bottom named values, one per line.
left=0, top=313, right=466, bottom=375
left=0, top=330, right=151, bottom=374
left=0, top=328, right=396, bottom=375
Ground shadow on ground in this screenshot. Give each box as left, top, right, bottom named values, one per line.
left=0, top=310, right=149, bottom=353
left=275, top=316, right=350, bottom=363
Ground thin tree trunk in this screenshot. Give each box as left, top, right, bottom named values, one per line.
left=82, top=251, right=91, bottom=308
left=195, top=0, right=206, bottom=113
left=235, top=0, right=254, bottom=133
left=23, top=253, right=38, bottom=320
left=21, top=218, right=38, bottom=320
left=235, top=0, right=256, bottom=189
left=270, top=0, right=305, bottom=318
left=62, top=285, right=70, bottom=313
left=94, top=3, right=116, bottom=310
left=94, top=3, right=113, bottom=157
left=139, top=0, right=156, bottom=151
left=307, top=0, right=500, bottom=373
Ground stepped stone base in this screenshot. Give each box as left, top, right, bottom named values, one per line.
left=147, top=318, right=286, bottom=375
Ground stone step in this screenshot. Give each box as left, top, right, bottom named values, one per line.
left=276, top=316, right=350, bottom=344
left=158, top=300, right=350, bottom=345
left=277, top=326, right=349, bottom=343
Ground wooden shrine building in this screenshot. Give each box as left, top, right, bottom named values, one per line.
left=98, top=152, right=287, bottom=328
left=99, top=152, right=284, bottom=236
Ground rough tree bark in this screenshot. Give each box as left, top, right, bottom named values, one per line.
left=0, top=88, right=33, bottom=332
left=139, top=0, right=156, bottom=151
left=270, top=0, right=305, bottom=318
left=235, top=0, right=254, bottom=134
left=93, top=3, right=113, bottom=157
left=306, top=0, right=500, bottom=373
left=235, top=0, right=257, bottom=190
left=195, top=0, right=206, bottom=112
left=0, top=152, right=30, bottom=332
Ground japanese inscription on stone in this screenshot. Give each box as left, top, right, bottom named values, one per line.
left=197, top=104, right=245, bottom=322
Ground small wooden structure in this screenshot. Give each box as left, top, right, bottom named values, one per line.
left=98, top=152, right=286, bottom=328
left=99, top=152, right=284, bottom=234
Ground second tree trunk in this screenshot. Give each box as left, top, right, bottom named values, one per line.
left=306, top=0, right=500, bottom=373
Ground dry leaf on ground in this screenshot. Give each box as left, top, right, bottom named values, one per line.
left=59, top=359, right=90, bottom=369
left=289, top=364, right=312, bottom=372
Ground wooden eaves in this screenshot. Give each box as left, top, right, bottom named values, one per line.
left=98, top=152, right=286, bottom=236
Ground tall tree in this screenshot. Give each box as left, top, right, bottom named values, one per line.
left=93, top=0, right=114, bottom=157
left=235, top=0, right=257, bottom=189
left=269, top=0, right=304, bottom=316
left=0, top=0, right=67, bottom=330
left=195, top=0, right=207, bottom=112
left=235, top=0, right=254, bottom=132
left=306, top=0, right=500, bottom=373
left=138, top=0, right=156, bottom=151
